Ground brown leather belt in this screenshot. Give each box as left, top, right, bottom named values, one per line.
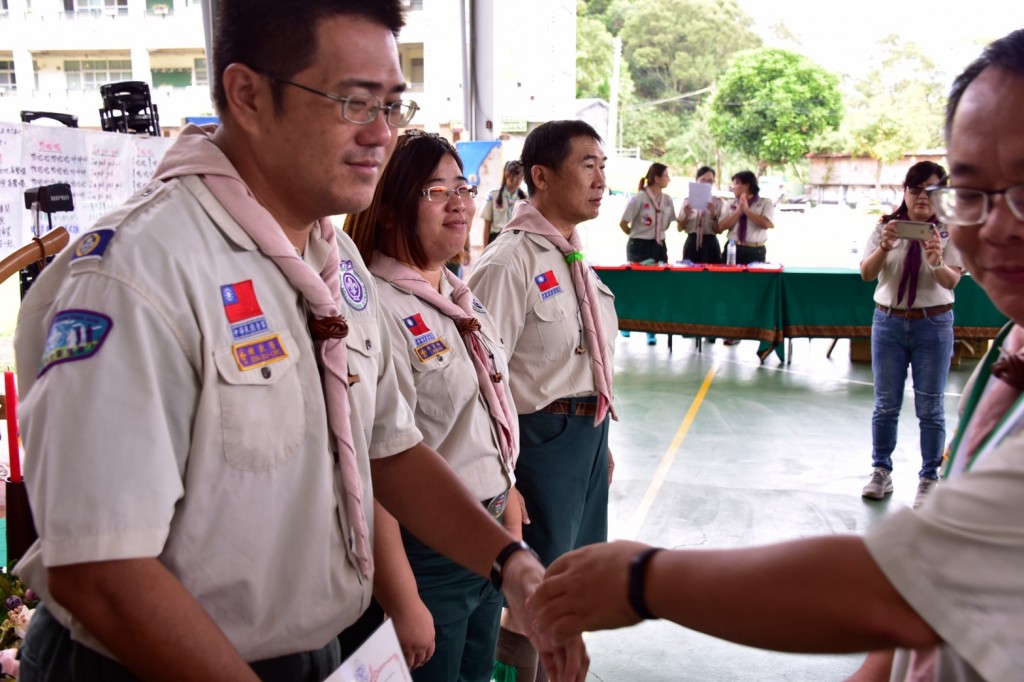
left=876, top=303, right=953, bottom=319
left=737, top=241, right=766, bottom=247
left=539, top=398, right=598, bottom=417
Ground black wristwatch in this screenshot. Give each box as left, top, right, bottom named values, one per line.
left=490, top=540, right=539, bottom=590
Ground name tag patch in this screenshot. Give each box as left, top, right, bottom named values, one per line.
left=534, top=270, right=562, bottom=300
left=416, top=338, right=449, bottom=361
left=233, top=334, right=288, bottom=371
left=39, top=309, right=113, bottom=376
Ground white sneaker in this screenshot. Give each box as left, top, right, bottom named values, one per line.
left=913, top=478, right=939, bottom=509
left=862, top=467, right=893, bottom=499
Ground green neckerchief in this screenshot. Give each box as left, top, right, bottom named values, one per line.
left=943, top=322, right=1020, bottom=477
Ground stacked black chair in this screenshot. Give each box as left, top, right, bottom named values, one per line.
left=99, top=80, right=161, bottom=136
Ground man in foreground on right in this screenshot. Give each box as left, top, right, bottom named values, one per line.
left=532, top=29, right=1024, bottom=681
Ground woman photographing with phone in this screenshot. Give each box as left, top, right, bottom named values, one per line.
left=859, top=161, right=963, bottom=509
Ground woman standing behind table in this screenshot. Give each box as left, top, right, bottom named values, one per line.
left=480, top=159, right=527, bottom=247
left=345, top=131, right=523, bottom=682
left=619, top=162, right=676, bottom=264
left=717, top=170, right=774, bottom=265
left=678, top=165, right=723, bottom=263
left=620, top=162, right=676, bottom=345
left=859, top=160, right=963, bottom=510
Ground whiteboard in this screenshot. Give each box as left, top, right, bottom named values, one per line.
left=0, top=122, right=174, bottom=258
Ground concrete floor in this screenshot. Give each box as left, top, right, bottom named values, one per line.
left=586, top=334, right=981, bottom=681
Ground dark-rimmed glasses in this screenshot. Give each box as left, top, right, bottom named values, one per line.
left=421, top=185, right=478, bottom=203
left=927, top=184, right=1024, bottom=225
left=252, top=67, right=418, bottom=128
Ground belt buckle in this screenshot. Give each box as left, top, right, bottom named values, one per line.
left=487, top=489, right=510, bottom=518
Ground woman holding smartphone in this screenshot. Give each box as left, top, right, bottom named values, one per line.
left=859, top=161, right=963, bottom=509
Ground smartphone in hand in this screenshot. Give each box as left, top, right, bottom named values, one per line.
left=893, top=220, right=935, bottom=241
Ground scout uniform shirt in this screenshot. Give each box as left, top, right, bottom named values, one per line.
left=481, top=187, right=525, bottom=238
left=620, top=189, right=677, bottom=242
left=375, top=269, right=516, bottom=500
left=13, top=175, right=421, bottom=661
left=862, top=222, right=964, bottom=309
left=721, top=196, right=774, bottom=245
left=468, top=206, right=618, bottom=414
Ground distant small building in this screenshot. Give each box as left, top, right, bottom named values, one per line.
left=805, top=150, right=947, bottom=208
left=575, top=98, right=610, bottom=141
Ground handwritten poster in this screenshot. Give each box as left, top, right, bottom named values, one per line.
left=0, top=121, right=174, bottom=259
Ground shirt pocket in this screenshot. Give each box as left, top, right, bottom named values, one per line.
left=533, top=298, right=576, bottom=361
left=409, top=338, right=459, bottom=421
left=345, top=315, right=382, bottom=446
left=594, top=279, right=619, bottom=345
left=214, top=329, right=305, bottom=471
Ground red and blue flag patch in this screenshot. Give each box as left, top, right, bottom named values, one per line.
left=403, top=313, right=431, bottom=337
left=221, top=280, right=263, bottom=324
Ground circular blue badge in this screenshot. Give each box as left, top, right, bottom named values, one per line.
left=341, top=270, right=368, bottom=310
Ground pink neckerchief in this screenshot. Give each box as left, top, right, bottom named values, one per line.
left=368, top=253, right=517, bottom=470
left=502, top=202, right=616, bottom=424
left=644, top=188, right=665, bottom=245
left=152, top=124, right=372, bottom=578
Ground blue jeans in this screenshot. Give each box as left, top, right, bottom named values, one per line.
left=870, top=308, right=953, bottom=480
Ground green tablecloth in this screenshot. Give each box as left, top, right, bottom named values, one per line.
left=594, top=266, right=1008, bottom=342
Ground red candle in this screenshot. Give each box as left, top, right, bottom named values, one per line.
left=5, top=371, right=20, bottom=483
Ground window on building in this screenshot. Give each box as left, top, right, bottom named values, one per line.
left=0, top=1, right=9, bottom=14
left=399, top=43, right=424, bottom=91
left=0, top=60, right=15, bottom=94
left=68, top=0, right=128, bottom=14
left=64, top=58, right=133, bottom=91
left=146, top=0, right=172, bottom=14
left=151, top=68, right=190, bottom=88
left=194, top=57, right=208, bottom=86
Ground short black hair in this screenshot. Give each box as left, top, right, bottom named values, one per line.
left=521, top=120, right=603, bottom=195
left=212, top=0, right=405, bottom=115
left=344, top=132, right=464, bottom=270
left=946, top=29, right=1024, bottom=141
left=696, top=166, right=715, bottom=180
left=731, top=170, right=759, bottom=196
left=882, top=160, right=947, bottom=222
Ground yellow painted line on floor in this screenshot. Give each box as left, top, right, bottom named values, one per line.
left=623, top=359, right=720, bottom=541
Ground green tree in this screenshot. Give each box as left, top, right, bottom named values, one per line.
left=576, top=8, right=615, bottom=100
left=710, top=48, right=843, bottom=177
left=839, top=36, right=947, bottom=193
left=619, top=0, right=760, bottom=102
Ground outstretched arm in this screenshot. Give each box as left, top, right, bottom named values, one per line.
left=531, top=537, right=938, bottom=653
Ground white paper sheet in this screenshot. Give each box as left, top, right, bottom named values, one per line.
left=326, top=618, right=412, bottom=682
left=688, top=181, right=712, bottom=210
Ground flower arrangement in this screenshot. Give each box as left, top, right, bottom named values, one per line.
left=0, top=568, right=38, bottom=680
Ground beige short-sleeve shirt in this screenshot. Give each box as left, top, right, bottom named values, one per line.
left=375, top=269, right=515, bottom=499
left=468, top=215, right=618, bottom=414
left=620, top=189, right=677, bottom=242
left=722, top=196, right=774, bottom=244
left=862, top=222, right=964, bottom=308
left=13, top=176, right=420, bottom=661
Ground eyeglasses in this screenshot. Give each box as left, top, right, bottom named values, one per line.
left=905, top=185, right=930, bottom=196
left=252, top=67, right=418, bottom=128
left=927, top=184, right=1024, bottom=225
left=420, top=185, right=478, bottom=202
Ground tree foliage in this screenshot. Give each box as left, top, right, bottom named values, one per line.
left=576, top=8, right=615, bottom=100
left=710, top=48, right=843, bottom=172
left=618, top=0, right=761, bottom=101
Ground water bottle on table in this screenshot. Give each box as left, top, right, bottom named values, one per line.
left=726, top=240, right=737, bottom=266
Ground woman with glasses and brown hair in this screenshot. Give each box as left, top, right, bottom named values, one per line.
left=481, top=159, right=527, bottom=247
left=345, top=131, right=524, bottom=682
left=859, top=161, right=964, bottom=509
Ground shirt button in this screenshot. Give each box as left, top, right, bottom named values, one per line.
left=261, top=367, right=271, bottom=379
left=365, top=339, right=371, bottom=350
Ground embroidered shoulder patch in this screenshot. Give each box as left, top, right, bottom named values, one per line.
left=232, top=334, right=288, bottom=371
left=39, top=309, right=113, bottom=376
left=471, top=297, right=488, bottom=315
left=340, top=262, right=368, bottom=311
left=70, top=229, right=116, bottom=263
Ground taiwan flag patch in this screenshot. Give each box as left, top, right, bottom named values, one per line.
left=221, top=280, right=263, bottom=324
left=403, top=313, right=433, bottom=340
left=534, top=270, right=562, bottom=299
